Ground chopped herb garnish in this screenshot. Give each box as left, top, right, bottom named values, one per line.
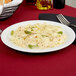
left=24, top=30, right=32, bottom=34
left=35, top=44, right=38, bottom=47
left=58, top=31, right=63, bottom=34
left=42, top=35, right=48, bottom=37
left=28, top=44, right=38, bottom=49
left=11, top=30, right=14, bottom=35
left=31, top=28, right=34, bottom=31
left=28, top=44, right=33, bottom=49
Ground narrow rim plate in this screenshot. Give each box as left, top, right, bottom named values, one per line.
left=1, top=20, right=75, bottom=53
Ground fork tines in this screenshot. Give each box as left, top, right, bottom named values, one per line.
left=56, top=14, right=70, bottom=25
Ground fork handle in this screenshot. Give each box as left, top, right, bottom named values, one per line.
left=71, top=24, right=76, bottom=27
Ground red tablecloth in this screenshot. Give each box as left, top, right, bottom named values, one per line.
left=0, top=1, right=76, bottom=76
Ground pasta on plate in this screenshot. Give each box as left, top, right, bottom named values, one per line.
left=10, top=23, right=67, bottom=49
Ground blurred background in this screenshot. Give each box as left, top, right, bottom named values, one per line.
left=66, top=0, right=76, bottom=8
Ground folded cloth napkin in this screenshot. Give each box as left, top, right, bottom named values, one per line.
left=39, top=13, right=76, bottom=45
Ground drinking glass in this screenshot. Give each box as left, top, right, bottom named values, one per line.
left=36, top=0, right=52, bottom=10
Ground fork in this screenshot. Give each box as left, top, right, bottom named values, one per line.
left=56, top=14, right=76, bottom=27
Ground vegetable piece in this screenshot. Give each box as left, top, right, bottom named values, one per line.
left=24, top=30, right=32, bottom=34
left=11, top=30, right=14, bottom=35
left=31, top=27, right=34, bottom=31
left=35, top=44, right=38, bottom=47
left=31, top=28, right=34, bottom=31
left=42, top=35, right=48, bottom=37
left=58, top=31, right=63, bottom=34
left=28, top=44, right=33, bottom=49
left=28, top=44, right=38, bottom=49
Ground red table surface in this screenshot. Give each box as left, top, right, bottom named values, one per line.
left=0, top=1, right=76, bottom=76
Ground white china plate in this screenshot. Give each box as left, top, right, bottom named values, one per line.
left=1, top=20, right=75, bottom=53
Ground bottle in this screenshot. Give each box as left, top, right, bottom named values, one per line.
left=53, top=0, right=65, bottom=9
left=36, top=0, right=52, bottom=10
